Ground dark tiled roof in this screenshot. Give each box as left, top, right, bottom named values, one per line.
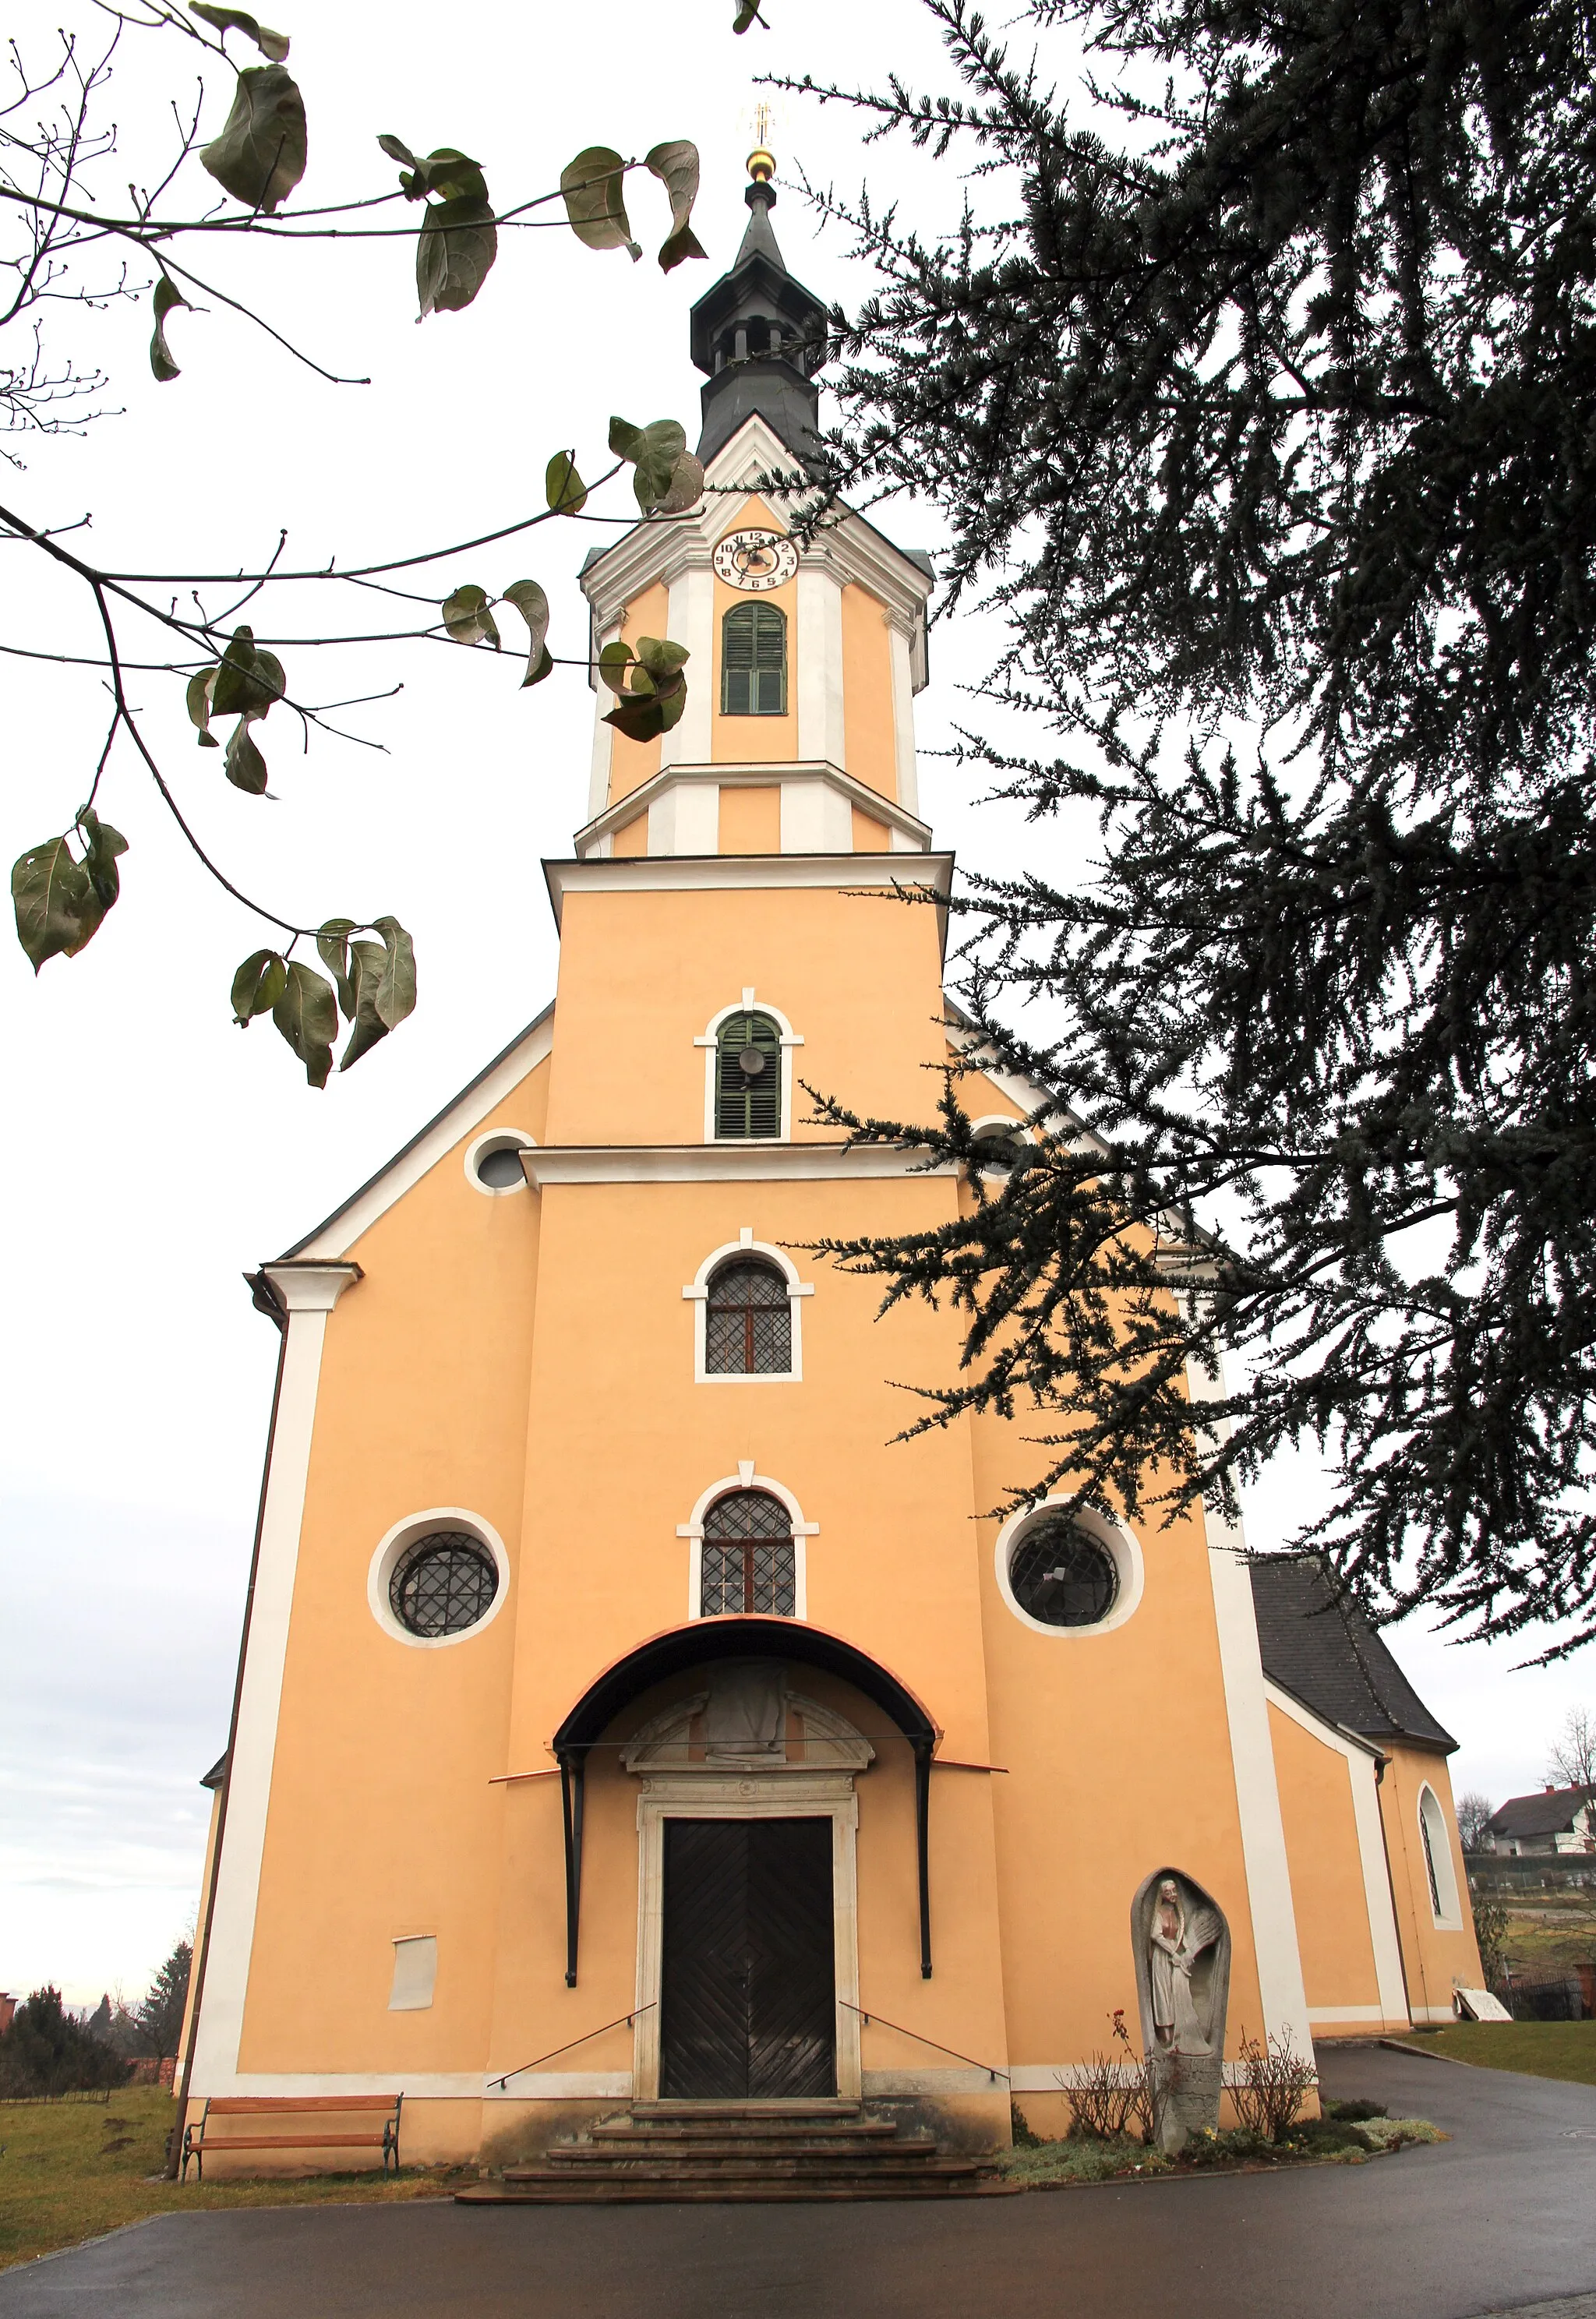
left=1248, top=1555, right=1457, bottom=1752
left=1488, top=1787, right=1594, bottom=1839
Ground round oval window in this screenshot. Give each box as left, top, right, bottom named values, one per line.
left=390, top=1532, right=499, bottom=1637
left=475, top=1143, right=526, bottom=1190
left=1009, top=1516, right=1118, bottom=1628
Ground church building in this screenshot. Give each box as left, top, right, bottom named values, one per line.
left=178, top=149, right=1482, bottom=2178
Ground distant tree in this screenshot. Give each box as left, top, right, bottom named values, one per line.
left=1455, top=1794, right=1495, bottom=1855
left=85, top=1993, right=113, bottom=2043
left=136, top=1940, right=192, bottom=2062
left=1546, top=1710, right=1596, bottom=1850
left=0, top=1987, right=131, bottom=2095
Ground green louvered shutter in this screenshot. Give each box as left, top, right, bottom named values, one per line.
left=715, top=1011, right=783, bottom=1138
left=721, top=605, right=787, bottom=716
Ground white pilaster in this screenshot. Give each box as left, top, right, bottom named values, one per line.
left=587, top=620, right=619, bottom=821
left=190, top=1262, right=361, bottom=2091
left=650, top=780, right=719, bottom=856
left=888, top=621, right=919, bottom=812
left=780, top=777, right=852, bottom=852
left=662, top=566, right=714, bottom=768
left=796, top=566, right=846, bottom=769
left=1186, top=1345, right=1314, bottom=2058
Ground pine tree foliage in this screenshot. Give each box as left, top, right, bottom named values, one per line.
left=0, top=1989, right=132, bottom=2095
left=788, top=0, right=1596, bottom=1651
left=136, top=1940, right=193, bottom=2061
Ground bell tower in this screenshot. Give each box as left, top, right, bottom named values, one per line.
left=575, top=145, right=934, bottom=864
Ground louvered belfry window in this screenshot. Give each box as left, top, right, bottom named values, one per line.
left=706, top=1259, right=793, bottom=1374
left=715, top=1011, right=782, bottom=1138
left=722, top=604, right=787, bottom=715
left=701, top=1489, right=796, bottom=1616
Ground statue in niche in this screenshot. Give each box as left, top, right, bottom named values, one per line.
left=1131, top=1868, right=1231, bottom=2153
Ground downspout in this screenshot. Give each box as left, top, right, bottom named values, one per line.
left=1372, top=1752, right=1414, bottom=2029
left=164, top=1272, right=288, bottom=2176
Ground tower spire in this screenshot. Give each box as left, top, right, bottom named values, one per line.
left=687, top=137, right=828, bottom=465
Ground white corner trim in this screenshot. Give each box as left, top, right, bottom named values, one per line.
left=291, top=1011, right=555, bottom=1261
left=367, top=1508, right=510, bottom=1651
left=1263, top=1679, right=1410, bottom=2027
left=682, top=1234, right=811, bottom=1384
left=1305, top=2006, right=1389, bottom=2024
left=212, top=2072, right=487, bottom=2099
left=189, top=1306, right=332, bottom=2094
left=1187, top=1358, right=1312, bottom=2053
left=463, top=1127, right=537, bottom=1198
left=992, top=1500, right=1144, bottom=1638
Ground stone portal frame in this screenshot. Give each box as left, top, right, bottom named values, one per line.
left=622, top=1671, right=873, bottom=2101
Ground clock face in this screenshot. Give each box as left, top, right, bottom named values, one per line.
left=713, top=528, right=800, bottom=591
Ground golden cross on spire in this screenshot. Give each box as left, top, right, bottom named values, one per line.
left=748, top=101, right=775, bottom=183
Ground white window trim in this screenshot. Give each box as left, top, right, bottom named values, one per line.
left=1418, top=1782, right=1464, bottom=1929
left=676, top=1463, right=817, bottom=1620
left=993, top=1498, right=1145, bottom=1638
left=967, top=1111, right=1032, bottom=1175
left=367, top=1507, right=510, bottom=1650
left=683, top=1227, right=813, bottom=1382
left=463, top=1126, right=537, bottom=1197
left=694, top=989, right=803, bottom=1143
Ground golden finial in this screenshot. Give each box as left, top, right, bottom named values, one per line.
left=747, top=101, right=775, bottom=184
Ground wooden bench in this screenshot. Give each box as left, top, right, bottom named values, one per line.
left=181, top=2094, right=402, bottom=2181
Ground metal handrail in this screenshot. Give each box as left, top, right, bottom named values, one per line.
left=489, top=2003, right=655, bottom=2091
left=839, top=1999, right=1010, bottom=2084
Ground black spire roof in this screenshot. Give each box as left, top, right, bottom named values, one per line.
left=689, top=155, right=828, bottom=465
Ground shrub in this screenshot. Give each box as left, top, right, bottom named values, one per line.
left=1230, top=2030, right=1317, bottom=2143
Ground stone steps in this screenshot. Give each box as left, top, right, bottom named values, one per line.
left=458, top=2099, right=1012, bottom=2206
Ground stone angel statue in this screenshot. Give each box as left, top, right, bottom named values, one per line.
left=1145, top=1874, right=1226, bottom=2057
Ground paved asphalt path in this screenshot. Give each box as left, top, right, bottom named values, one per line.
left=3, top=2046, right=1593, bottom=2319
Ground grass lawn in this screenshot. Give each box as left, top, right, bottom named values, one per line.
left=0, top=2088, right=474, bottom=2275
left=1400, top=2021, right=1596, bottom=2084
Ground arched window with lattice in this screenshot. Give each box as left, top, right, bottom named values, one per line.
left=705, top=1259, right=793, bottom=1375
left=721, top=602, right=787, bottom=715
left=700, top=1490, right=796, bottom=1616
left=715, top=1009, right=782, bottom=1138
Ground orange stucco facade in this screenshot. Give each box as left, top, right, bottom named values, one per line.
left=182, top=365, right=1480, bottom=2173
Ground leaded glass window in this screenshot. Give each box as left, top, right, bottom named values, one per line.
left=700, top=1489, right=796, bottom=1616
left=1008, top=1515, right=1118, bottom=1629
left=722, top=603, right=787, bottom=715
left=390, top=1532, right=499, bottom=1637
left=715, top=1010, right=782, bottom=1138
left=705, top=1259, right=793, bottom=1374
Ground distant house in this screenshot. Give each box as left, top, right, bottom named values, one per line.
left=1486, top=1787, right=1596, bottom=1856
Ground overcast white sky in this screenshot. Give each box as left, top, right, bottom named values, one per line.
left=0, top=0, right=1586, bottom=2012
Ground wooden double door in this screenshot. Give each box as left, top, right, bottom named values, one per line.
left=659, top=1817, right=837, bottom=2098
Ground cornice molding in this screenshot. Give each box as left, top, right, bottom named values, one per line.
left=258, top=1259, right=363, bottom=1314
left=520, top=1142, right=956, bottom=1187
left=544, top=848, right=954, bottom=929
left=574, top=760, right=932, bottom=855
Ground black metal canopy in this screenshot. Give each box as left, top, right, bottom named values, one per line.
left=549, top=1618, right=941, bottom=1987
